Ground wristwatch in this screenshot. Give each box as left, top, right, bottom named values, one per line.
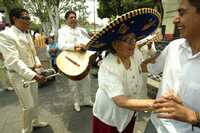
left=192, top=112, right=200, bottom=130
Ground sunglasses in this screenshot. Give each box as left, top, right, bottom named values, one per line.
left=18, top=16, right=31, bottom=21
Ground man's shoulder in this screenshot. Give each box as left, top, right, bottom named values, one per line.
left=58, top=25, right=69, bottom=32
left=167, top=38, right=186, bottom=49
left=77, top=27, right=87, bottom=32
left=170, top=38, right=186, bottom=45
left=76, top=26, right=85, bottom=30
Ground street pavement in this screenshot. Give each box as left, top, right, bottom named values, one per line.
left=0, top=71, right=158, bottom=133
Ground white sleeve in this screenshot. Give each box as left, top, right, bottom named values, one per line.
left=135, top=48, right=144, bottom=63
left=98, top=58, right=124, bottom=98
left=34, top=56, right=41, bottom=66
left=47, top=45, right=50, bottom=52
left=76, top=27, right=90, bottom=45
left=147, top=45, right=169, bottom=75
left=0, top=34, right=36, bottom=80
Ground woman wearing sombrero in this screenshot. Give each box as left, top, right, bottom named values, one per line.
left=87, top=8, right=161, bottom=133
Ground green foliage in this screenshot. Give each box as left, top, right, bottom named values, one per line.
left=23, top=0, right=89, bottom=26
left=59, top=18, right=65, bottom=26
left=30, top=22, right=41, bottom=31
left=0, top=0, right=23, bottom=12
left=70, top=0, right=89, bottom=26
left=0, top=0, right=23, bottom=24
left=97, top=0, right=118, bottom=19
left=97, top=0, right=160, bottom=19
left=24, top=0, right=49, bottom=22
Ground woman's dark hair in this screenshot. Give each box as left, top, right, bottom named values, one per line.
left=188, top=0, right=200, bottom=13
left=64, top=10, right=76, bottom=20
left=45, top=36, right=54, bottom=44
left=9, top=7, right=28, bottom=25
left=45, top=37, right=49, bottom=44
left=108, top=45, right=116, bottom=54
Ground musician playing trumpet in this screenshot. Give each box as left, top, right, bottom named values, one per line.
left=0, top=8, right=48, bottom=133
left=58, top=10, right=93, bottom=112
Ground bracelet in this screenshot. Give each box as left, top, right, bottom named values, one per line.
left=192, top=112, right=200, bottom=130
left=196, top=112, right=200, bottom=120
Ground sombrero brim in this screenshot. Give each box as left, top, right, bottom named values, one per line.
left=87, top=8, right=161, bottom=51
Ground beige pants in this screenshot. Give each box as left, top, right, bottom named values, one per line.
left=8, top=72, right=39, bottom=133
left=0, top=60, right=12, bottom=89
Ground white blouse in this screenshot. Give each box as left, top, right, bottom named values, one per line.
left=93, top=48, right=144, bottom=132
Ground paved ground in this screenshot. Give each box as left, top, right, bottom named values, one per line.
left=0, top=71, right=158, bottom=133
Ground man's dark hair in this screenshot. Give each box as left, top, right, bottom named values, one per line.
left=64, top=10, right=76, bottom=20
left=9, top=7, right=28, bottom=25
left=188, top=0, right=200, bottom=13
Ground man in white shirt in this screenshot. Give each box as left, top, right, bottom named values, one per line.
left=0, top=8, right=48, bottom=133
left=142, top=0, right=200, bottom=132
left=58, top=10, right=93, bottom=112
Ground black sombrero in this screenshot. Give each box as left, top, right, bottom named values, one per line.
left=87, top=8, right=161, bottom=51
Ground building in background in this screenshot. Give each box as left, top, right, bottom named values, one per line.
left=162, top=0, right=180, bottom=40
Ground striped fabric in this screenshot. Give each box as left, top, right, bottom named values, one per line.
left=34, top=33, right=46, bottom=48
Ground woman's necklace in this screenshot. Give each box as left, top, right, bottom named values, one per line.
left=121, top=57, right=131, bottom=70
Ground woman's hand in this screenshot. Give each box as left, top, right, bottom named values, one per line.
left=141, top=53, right=160, bottom=72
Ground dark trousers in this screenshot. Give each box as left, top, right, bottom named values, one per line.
left=92, top=115, right=136, bottom=133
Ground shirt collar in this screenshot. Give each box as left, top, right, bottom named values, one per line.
left=11, top=25, right=27, bottom=34
left=180, top=39, right=200, bottom=58
left=180, top=39, right=190, bottom=49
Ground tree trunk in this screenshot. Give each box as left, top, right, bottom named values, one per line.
left=47, top=6, right=59, bottom=41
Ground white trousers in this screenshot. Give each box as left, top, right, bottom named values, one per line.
left=0, top=60, right=12, bottom=89
left=69, top=74, right=92, bottom=105
left=8, top=72, right=39, bottom=133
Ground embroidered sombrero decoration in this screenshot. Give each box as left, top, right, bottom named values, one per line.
left=87, top=8, right=161, bottom=51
